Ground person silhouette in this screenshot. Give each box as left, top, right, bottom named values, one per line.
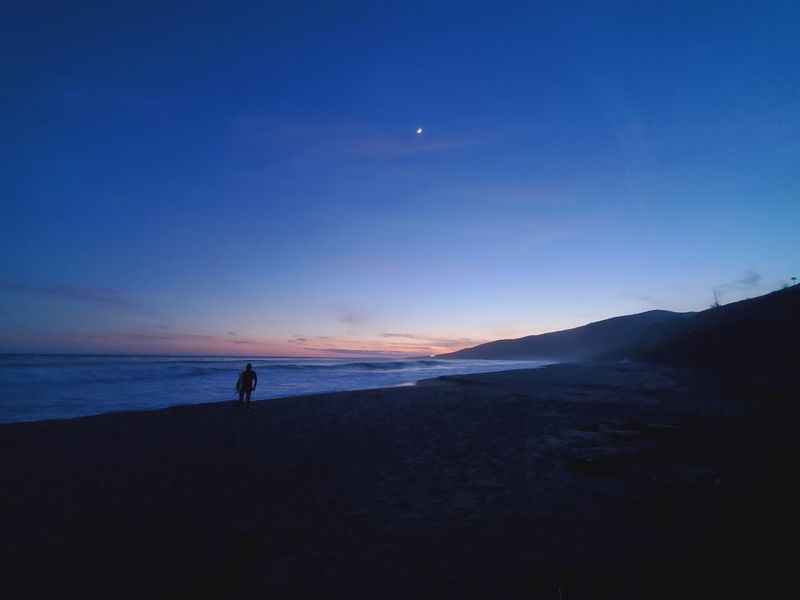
left=236, top=363, right=257, bottom=406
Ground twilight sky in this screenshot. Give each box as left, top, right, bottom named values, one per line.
left=2, top=1, right=798, bottom=356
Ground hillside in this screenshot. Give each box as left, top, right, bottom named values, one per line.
left=439, top=284, right=799, bottom=367
left=631, top=284, right=800, bottom=371
left=437, top=309, right=689, bottom=360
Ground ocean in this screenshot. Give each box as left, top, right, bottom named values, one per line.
left=0, top=355, right=552, bottom=423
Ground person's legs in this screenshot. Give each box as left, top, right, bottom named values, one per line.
left=245, top=390, right=252, bottom=405
left=238, top=389, right=245, bottom=404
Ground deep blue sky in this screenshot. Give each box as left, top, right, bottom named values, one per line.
left=2, top=1, right=798, bottom=355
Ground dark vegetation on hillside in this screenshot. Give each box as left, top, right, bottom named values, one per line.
left=629, top=284, right=799, bottom=372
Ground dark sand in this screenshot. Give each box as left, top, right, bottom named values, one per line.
left=0, top=363, right=780, bottom=597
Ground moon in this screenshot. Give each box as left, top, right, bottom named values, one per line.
left=416, top=127, right=423, bottom=135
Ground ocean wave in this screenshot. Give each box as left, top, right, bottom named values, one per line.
left=259, top=359, right=449, bottom=371
left=0, top=357, right=544, bottom=388
left=0, top=357, right=242, bottom=369
left=0, top=357, right=449, bottom=370
left=0, top=358, right=456, bottom=386
left=0, top=356, right=553, bottom=423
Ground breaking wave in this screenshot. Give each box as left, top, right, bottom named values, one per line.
left=0, top=355, right=553, bottom=423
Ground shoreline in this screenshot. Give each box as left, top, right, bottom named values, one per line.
left=0, top=356, right=553, bottom=425
left=0, top=361, right=769, bottom=596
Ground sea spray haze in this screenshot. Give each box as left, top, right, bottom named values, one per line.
left=0, top=356, right=551, bottom=423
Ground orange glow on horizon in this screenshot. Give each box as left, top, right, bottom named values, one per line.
left=0, top=330, right=490, bottom=357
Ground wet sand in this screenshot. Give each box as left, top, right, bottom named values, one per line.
left=0, top=362, right=777, bottom=597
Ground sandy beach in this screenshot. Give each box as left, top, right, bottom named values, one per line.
left=0, top=362, right=776, bottom=597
